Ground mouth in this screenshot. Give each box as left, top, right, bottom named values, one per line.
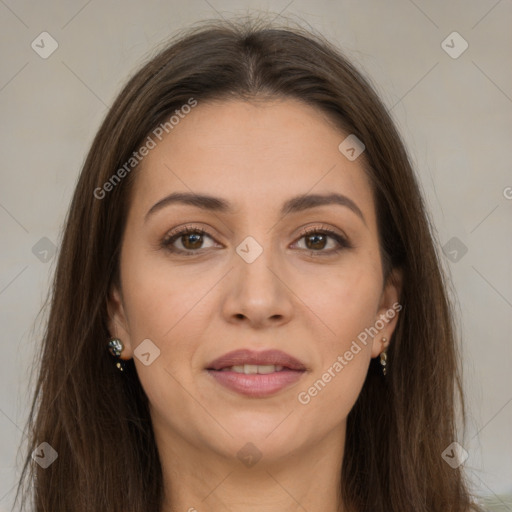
left=214, top=364, right=289, bottom=374
left=205, top=349, right=307, bottom=398
left=206, top=348, right=307, bottom=371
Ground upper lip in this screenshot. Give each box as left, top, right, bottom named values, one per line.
left=206, top=349, right=307, bottom=371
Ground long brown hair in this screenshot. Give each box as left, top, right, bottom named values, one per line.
left=16, top=16, right=481, bottom=512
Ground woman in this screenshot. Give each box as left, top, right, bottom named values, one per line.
left=16, top=17, right=481, bottom=512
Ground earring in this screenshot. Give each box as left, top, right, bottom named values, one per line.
left=380, top=337, right=388, bottom=376
left=107, top=338, right=126, bottom=372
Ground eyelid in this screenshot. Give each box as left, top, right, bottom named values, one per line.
left=160, top=223, right=352, bottom=255
left=160, top=224, right=219, bottom=252
left=293, top=224, right=352, bottom=251
left=164, top=224, right=211, bottom=239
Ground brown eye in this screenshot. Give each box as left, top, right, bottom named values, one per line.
left=294, top=227, right=351, bottom=255
left=161, top=227, right=216, bottom=255
left=304, top=232, right=328, bottom=250
left=180, top=232, right=204, bottom=250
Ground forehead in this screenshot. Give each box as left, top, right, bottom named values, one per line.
left=130, top=98, right=376, bottom=226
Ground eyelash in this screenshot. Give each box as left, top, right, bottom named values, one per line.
left=160, top=224, right=352, bottom=257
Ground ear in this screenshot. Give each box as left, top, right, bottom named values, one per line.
left=107, top=284, right=134, bottom=359
left=371, top=267, right=403, bottom=359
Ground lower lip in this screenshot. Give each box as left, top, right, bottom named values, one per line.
left=206, top=369, right=305, bottom=397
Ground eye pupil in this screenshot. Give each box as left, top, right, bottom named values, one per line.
left=182, top=233, right=203, bottom=249
left=306, top=233, right=326, bottom=250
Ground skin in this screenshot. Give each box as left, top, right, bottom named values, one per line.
left=108, top=98, right=402, bottom=512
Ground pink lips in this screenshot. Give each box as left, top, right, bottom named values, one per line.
left=207, top=349, right=307, bottom=371
left=205, top=349, right=307, bottom=398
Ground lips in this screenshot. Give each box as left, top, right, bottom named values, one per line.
left=206, top=349, right=307, bottom=371
left=205, top=349, right=307, bottom=398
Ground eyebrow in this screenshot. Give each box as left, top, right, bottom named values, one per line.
left=145, top=191, right=366, bottom=226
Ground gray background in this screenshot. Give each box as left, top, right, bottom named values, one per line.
left=1, top=0, right=511, bottom=509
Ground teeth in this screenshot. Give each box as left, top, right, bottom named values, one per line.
left=224, top=364, right=284, bottom=374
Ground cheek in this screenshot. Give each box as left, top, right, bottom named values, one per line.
left=294, top=260, right=380, bottom=412
left=296, top=349, right=369, bottom=429
left=296, top=268, right=379, bottom=408
left=332, top=273, right=382, bottom=341
left=300, top=254, right=382, bottom=344
left=120, top=256, right=206, bottom=420
left=121, top=249, right=209, bottom=341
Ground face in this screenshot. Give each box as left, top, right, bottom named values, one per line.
left=108, top=98, right=402, bottom=467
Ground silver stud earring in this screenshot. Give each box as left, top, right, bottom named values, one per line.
left=380, top=337, right=388, bottom=376
left=107, top=338, right=126, bottom=372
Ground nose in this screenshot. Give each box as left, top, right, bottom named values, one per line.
left=221, top=244, right=294, bottom=329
